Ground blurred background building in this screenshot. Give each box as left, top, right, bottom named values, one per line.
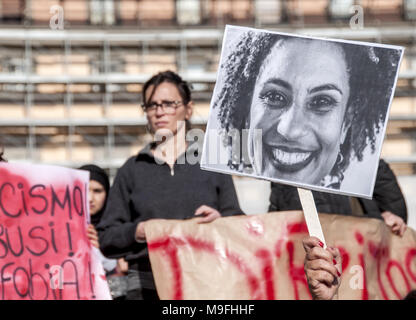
left=0, top=0, right=415, bottom=228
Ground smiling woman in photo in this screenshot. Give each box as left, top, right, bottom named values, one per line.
left=213, top=29, right=402, bottom=190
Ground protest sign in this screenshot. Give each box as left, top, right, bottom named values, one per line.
left=201, top=25, right=404, bottom=199
left=0, top=162, right=111, bottom=300
left=146, top=211, right=416, bottom=300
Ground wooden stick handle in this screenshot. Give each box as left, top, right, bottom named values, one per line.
left=297, top=188, right=327, bottom=248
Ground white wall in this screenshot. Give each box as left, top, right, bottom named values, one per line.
left=233, top=176, right=271, bottom=215
left=397, top=175, right=416, bottom=231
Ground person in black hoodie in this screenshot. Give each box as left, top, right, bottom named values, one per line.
left=79, top=164, right=110, bottom=248
left=97, top=71, right=243, bottom=300
left=269, top=159, right=407, bottom=236
left=79, top=164, right=128, bottom=300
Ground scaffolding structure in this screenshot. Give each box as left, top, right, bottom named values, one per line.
left=0, top=0, right=415, bottom=180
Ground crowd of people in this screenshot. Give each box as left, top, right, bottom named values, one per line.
left=86, top=70, right=409, bottom=300
left=0, top=70, right=412, bottom=300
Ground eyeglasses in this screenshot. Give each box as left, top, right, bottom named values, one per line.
left=141, top=100, right=183, bottom=115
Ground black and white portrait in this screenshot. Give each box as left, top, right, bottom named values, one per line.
left=201, top=25, right=404, bottom=198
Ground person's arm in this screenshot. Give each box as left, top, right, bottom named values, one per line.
left=87, top=224, right=99, bottom=248
left=381, top=211, right=407, bottom=237
left=193, top=174, right=244, bottom=224
left=363, top=159, right=408, bottom=236
left=372, top=159, right=407, bottom=222
left=216, top=173, right=244, bottom=216
left=97, top=161, right=145, bottom=259
left=303, top=237, right=342, bottom=300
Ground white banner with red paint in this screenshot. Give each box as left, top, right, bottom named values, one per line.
left=0, top=162, right=111, bottom=300
left=146, top=211, right=416, bottom=300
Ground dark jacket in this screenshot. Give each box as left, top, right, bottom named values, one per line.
left=358, top=159, right=407, bottom=222
left=97, top=143, right=243, bottom=261
left=269, top=159, right=407, bottom=222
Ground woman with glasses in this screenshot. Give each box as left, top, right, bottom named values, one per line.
left=97, top=70, right=243, bottom=300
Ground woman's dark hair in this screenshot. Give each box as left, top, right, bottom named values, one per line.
left=214, top=31, right=401, bottom=187
left=78, top=164, right=110, bottom=227
left=142, top=70, right=193, bottom=132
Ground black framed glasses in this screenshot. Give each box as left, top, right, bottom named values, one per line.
left=141, top=100, right=183, bottom=114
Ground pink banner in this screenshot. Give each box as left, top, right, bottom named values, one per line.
left=0, top=162, right=111, bottom=300
left=146, top=211, right=416, bottom=300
